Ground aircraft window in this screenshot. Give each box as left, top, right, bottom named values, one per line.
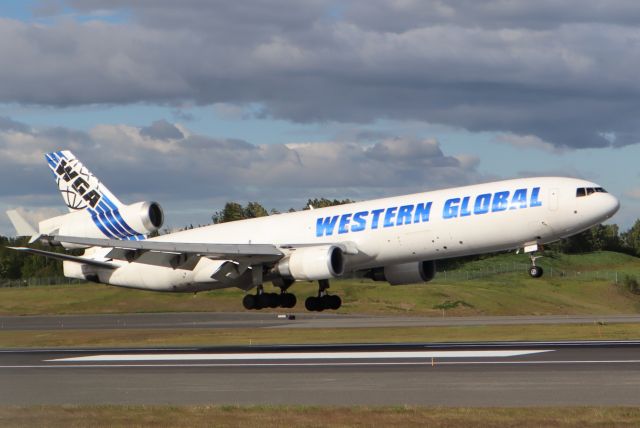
left=595, top=187, right=607, bottom=193
left=576, top=188, right=586, bottom=197
left=587, top=188, right=595, bottom=195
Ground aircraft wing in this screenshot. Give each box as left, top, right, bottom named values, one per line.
left=53, top=235, right=284, bottom=268
left=9, top=247, right=117, bottom=269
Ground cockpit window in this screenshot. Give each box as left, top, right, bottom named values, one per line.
left=577, top=187, right=608, bottom=197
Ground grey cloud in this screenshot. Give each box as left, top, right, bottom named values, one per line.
left=0, top=116, right=30, bottom=133
left=4, top=1, right=640, bottom=148
left=140, top=119, right=184, bottom=140
left=0, top=119, right=485, bottom=221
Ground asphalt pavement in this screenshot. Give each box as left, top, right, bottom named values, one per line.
left=1, top=341, right=639, bottom=406
left=2, top=312, right=640, bottom=330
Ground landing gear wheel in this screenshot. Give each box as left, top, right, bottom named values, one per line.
left=305, top=279, right=342, bottom=312
left=280, top=293, right=297, bottom=308
left=305, top=296, right=321, bottom=312
left=328, top=294, right=342, bottom=310
left=529, top=265, right=544, bottom=278
left=266, top=293, right=280, bottom=308
left=243, top=294, right=257, bottom=310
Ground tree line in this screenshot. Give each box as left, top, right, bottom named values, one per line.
left=2, top=197, right=640, bottom=280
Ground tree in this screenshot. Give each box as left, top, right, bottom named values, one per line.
left=212, top=201, right=269, bottom=224
left=243, top=202, right=269, bottom=218
left=622, top=219, right=640, bottom=257
left=548, top=223, right=622, bottom=254
left=212, top=202, right=245, bottom=224
left=304, top=197, right=354, bottom=210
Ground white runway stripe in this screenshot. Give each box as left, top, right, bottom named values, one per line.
left=48, top=349, right=552, bottom=362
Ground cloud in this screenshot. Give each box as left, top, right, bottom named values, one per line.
left=625, top=187, right=640, bottom=200
left=0, top=117, right=486, bottom=234
left=0, top=1, right=639, bottom=149
left=495, top=133, right=562, bottom=153
left=140, top=119, right=184, bottom=140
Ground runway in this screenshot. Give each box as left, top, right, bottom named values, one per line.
left=3, top=311, right=640, bottom=330
left=1, top=341, right=640, bottom=406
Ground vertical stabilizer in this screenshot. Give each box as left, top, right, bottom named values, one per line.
left=44, top=151, right=145, bottom=240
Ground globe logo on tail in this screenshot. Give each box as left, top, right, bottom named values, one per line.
left=54, top=158, right=102, bottom=210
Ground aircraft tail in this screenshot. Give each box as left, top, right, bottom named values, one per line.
left=44, top=150, right=124, bottom=213
left=23, top=150, right=161, bottom=242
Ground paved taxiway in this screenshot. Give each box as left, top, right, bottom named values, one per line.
left=3, top=312, right=640, bottom=330
left=1, top=341, right=640, bottom=406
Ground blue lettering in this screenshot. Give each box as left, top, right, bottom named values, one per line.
left=460, top=196, right=471, bottom=217
left=396, top=205, right=414, bottom=226
left=474, top=194, right=491, bottom=215
left=384, top=207, right=398, bottom=228
left=316, top=215, right=339, bottom=237
left=492, top=191, right=510, bottom=212
left=413, top=202, right=433, bottom=223
left=443, top=198, right=460, bottom=219
left=351, top=211, right=368, bottom=232
left=510, top=188, right=528, bottom=209
left=370, top=209, right=385, bottom=229
left=530, top=187, right=542, bottom=207
left=338, top=213, right=352, bottom=234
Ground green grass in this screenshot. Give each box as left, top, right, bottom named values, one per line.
left=1, top=251, right=639, bottom=317
left=1, top=323, right=639, bottom=348
left=1, top=405, right=639, bottom=427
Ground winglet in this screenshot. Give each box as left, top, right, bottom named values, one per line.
left=6, top=210, right=38, bottom=237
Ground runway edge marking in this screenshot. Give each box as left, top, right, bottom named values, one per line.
left=47, top=349, right=552, bottom=362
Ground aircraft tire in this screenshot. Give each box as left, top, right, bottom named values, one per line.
left=281, top=293, right=297, bottom=308
left=267, top=293, right=280, bottom=308
left=256, top=293, right=270, bottom=309
left=243, top=294, right=257, bottom=310
left=328, top=295, right=342, bottom=310
left=529, top=266, right=544, bottom=278
left=305, top=296, right=322, bottom=312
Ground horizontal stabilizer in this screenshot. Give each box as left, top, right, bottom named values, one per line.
left=6, top=210, right=37, bottom=237
left=8, top=247, right=116, bottom=269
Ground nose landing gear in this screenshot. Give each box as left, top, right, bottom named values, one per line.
left=529, top=255, right=544, bottom=278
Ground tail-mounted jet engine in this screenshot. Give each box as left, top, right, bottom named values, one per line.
left=39, top=201, right=164, bottom=247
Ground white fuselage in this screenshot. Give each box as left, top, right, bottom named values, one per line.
left=66, top=177, right=619, bottom=291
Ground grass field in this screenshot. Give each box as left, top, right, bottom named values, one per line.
left=1, top=405, right=639, bottom=427
left=1, top=322, right=639, bottom=348
left=1, top=251, right=639, bottom=317
left=1, top=253, right=639, bottom=426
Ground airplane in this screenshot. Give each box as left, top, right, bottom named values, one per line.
left=6, top=150, right=620, bottom=311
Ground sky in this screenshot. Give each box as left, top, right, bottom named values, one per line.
left=1, top=0, right=640, bottom=235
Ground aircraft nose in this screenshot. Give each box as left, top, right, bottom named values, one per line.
left=603, top=193, right=620, bottom=219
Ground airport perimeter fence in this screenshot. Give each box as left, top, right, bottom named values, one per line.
left=0, top=267, right=627, bottom=288
left=437, top=262, right=622, bottom=283
left=0, top=276, right=83, bottom=288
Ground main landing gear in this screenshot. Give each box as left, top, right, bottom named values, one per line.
left=305, top=279, right=342, bottom=312
left=241, top=266, right=342, bottom=311
left=242, top=286, right=297, bottom=310
left=528, top=254, right=544, bottom=278
left=242, top=266, right=296, bottom=310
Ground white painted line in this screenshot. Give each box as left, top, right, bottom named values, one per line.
left=47, top=349, right=551, bottom=362
left=3, top=359, right=640, bottom=370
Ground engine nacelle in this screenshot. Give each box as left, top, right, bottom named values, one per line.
left=39, top=201, right=164, bottom=248
left=276, top=245, right=345, bottom=281
left=368, top=260, right=436, bottom=285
